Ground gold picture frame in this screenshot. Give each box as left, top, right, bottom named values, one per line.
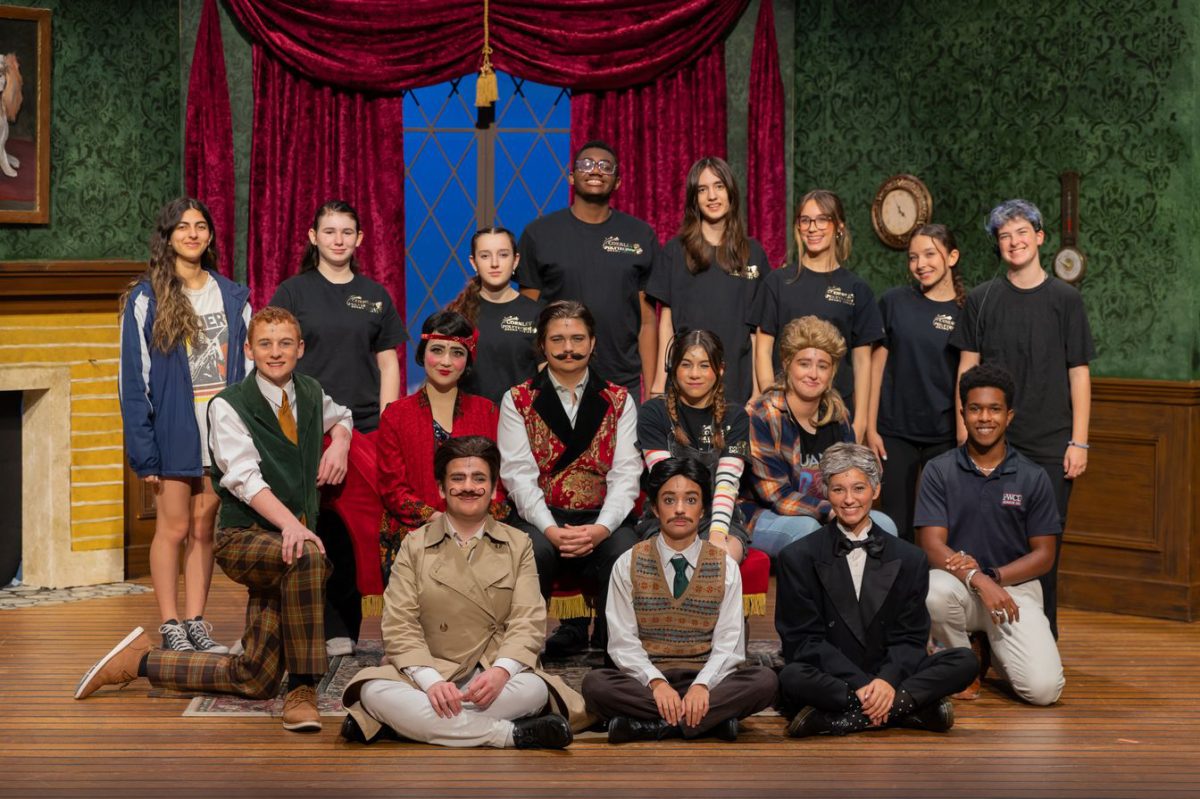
left=0, top=5, right=50, bottom=224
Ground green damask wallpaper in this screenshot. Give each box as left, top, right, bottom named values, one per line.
left=793, top=0, right=1198, bottom=380
left=0, top=0, right=180, bottom=260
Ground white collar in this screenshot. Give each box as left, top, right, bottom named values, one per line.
left=548, top=368, right=589, bottom=396
left=254, top=372, right=295, bottom=409
left=656, top=534, right=702, bottom=569
left=837, top=519, right=873, bottom=542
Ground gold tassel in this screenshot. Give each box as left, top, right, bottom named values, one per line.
left=361, top=593, right=384, bottom=618
left=743, top=593, right=767, bottom=618
left=549, top=593, right=594, bottom=620
left=474, top=0, right=498, bottom=108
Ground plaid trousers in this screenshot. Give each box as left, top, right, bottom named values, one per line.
left=147, top=525, right=329, bottom=699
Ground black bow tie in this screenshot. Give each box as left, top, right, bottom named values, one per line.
left=835, top=534, right=885, bottom=558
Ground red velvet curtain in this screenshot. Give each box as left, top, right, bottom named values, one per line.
left=212, top=0, right=753, bottom=332
left=747, top=0, right=786, bottom=268
left=223, top=0, right=747, bottom=90
left=570, top=45, right=729, bottom=243
left=184, top=0, right=235, bottom=277
left=246, top=48, right=407, bottom=316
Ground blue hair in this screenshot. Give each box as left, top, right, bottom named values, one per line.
left=985, top=199, right=1044, bottom=239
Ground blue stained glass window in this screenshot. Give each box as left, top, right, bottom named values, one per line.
left=403, top=72, right=569, bottom=390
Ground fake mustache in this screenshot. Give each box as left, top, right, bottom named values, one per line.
left=553, top=351, right=586, bottom=361
left=447, top=488, right=487, bottom=499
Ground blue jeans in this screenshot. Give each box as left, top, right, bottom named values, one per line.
left=749, top=510, right=898, bottom=558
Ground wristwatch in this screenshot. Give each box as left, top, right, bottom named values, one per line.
left=985, top=567, right=1001, bottom=584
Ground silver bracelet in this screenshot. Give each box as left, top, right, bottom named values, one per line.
left=1068, top=440, right=1090, bottom=449
left=964, top=568, right=980, bottom=594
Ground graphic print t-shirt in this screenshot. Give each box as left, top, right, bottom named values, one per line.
left=184, top=275, right=228, bottom=467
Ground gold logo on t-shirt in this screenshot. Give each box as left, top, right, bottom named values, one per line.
left=601, top=236, right=644, bottom=255
left=346, top=295, right=383, bottom=313
left=744, top=263, right=760, bottom=280
left=933, top=313, right=955, bottom=332
left=500, top=315, right=536, bottom=335
left=824, top=286, right=855, bottom=306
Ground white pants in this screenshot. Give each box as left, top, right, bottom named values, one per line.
left=926, top=569, right=1065, bottom=706
left=358, top=671, right=549, bottom=748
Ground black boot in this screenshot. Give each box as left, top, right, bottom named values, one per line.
left=710, top=717, right=739, bottom=742
left=543, top=617, right=590, bottom=661
left=340, top=713, right=370, bottom=744
left=786, top=705, right=872, bottom=738
left=892, top=694, right=955, bottom=733
left=607, top=716, right=683, bottom=744
left=512, top=713, right=573, bottom=749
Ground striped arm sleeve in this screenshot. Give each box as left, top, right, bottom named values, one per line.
left=708, top=455, right=744, bottom=537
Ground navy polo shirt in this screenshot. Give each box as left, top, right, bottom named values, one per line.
left=913, top=443, right=1061, bottom=572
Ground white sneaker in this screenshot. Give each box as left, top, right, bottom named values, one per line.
left=326, top=637, right=354, bottom=657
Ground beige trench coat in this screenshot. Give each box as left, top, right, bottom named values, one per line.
left=342, top=515, right=591, bottom=740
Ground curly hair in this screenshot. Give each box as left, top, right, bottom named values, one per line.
left=959, top=362, right=1015, bottom=408
left=664, top=329, right=727, bottom=451
left=773, top=315, right=849, bottom=426
left=119, top=197, right=218, bottom=353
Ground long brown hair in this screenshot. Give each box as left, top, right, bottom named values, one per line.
left=448, top=226, right=518, bottom=325
left=678, top=156, right=750, bottom=275
left=119, top=197, right=218, bottom=353
left=772, top=315, right=848, bottom=426
left=300, top=199, right=361, bottom=273
left=664, top=329, right=727, bottom=450
left=910, top=223, right=966, bottom=308
left=791, top=189, right=851, bottom=277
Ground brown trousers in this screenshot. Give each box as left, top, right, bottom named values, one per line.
left=147, top=525, right=329, bottom=699
left=581, top=666, right=778, bottom=737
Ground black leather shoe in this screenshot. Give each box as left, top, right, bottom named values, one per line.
left=787, top=706, right=870, bottom=738
left=543, top=619, right=590, bottom=661
left=607, top=716, right=682, bottom=744
left=895, top=697, right=955, bottom=733
left=710, top=717, right=739, bottom=742
left=340, top=713, right=369, bottom=744
left=512, top=713, right=573, bottom=749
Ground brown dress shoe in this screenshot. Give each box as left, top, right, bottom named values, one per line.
left=75, top=627, right=153, bottom=700
left=282, top=685, right=322, bottom=732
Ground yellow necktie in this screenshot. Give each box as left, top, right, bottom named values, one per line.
left=278, top=392, right=298, bottom=445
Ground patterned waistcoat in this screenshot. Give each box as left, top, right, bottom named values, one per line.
left=509, top=370, right=628, bottom=511
left=630, top=539, right=726, bottom=666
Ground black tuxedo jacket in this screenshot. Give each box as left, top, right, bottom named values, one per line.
left=774, top=522, right=931, bottom=690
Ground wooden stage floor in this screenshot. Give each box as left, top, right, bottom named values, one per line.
left=3, top=573, right=1198, bottom=798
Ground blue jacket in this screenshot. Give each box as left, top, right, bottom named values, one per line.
left=119, top=270, right=251, bottom=478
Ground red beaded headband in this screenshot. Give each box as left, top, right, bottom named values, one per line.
left=421, top=330, right=478, bottom=358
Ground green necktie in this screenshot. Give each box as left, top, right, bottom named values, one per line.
left=671, top=554, right=690, bottom=599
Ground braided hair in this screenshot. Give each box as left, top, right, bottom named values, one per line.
left=911, top=223, right=966, bottom=308
left=449, top=226, right=519, bottom=325
left=664, top=329, right=727, bottom=451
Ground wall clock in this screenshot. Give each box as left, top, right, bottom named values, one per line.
left=1053, top=171, right=1087, bottom=284
left=871, top=174, right=933, bottom=249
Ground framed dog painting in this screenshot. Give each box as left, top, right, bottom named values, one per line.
left=0, top=5, right=49, bottom=224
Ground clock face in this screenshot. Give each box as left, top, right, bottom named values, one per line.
left=1053, top=247, right=1086, bottom=283
left=881, top=189, right=918, bottom=234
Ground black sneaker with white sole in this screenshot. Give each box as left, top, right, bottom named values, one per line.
left=159, top=620, right=196, bottom=652
left=184, top=616, right=229, bottom=654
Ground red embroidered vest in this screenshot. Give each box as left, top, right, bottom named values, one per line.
left=509, top=375, right=628, bottom=511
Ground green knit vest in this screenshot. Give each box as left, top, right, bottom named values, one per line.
left=630, top=539, right=726, bottom=667
left=209, top=371, right=324, bottom=531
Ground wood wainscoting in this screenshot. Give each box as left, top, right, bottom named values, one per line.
left=1060, top=377, right=1200, bottom=621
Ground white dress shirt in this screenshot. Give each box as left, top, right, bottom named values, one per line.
left=403, top=517, right=525, bottom=690
left=207, top=372, right=353, bottom=505
left=605, top=536, right=745, bottom=689
left=497, top=367, right=641, bottom=534
left=838, top=520, right=874, bottom=599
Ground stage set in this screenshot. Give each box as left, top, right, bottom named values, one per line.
left=2, top=1, right=1199, bottom=797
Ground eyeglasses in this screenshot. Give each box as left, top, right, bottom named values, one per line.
left=574, top=157, right=617, bottom=176
left=797, top=215, right=833, bottom=230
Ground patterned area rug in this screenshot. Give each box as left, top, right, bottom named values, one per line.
left=0, top=581, right=151, bottom=610
left=183, top=639, right=784, bottom=719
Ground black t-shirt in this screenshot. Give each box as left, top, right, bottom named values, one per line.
left=877, top=285, right=960, bottom=443
left=646, top=237, right=766, bottom=406
left=517, top=208, right=659, bottom=391
left=914, top=445, right=1061, bottom=572
left=637, top=397, right=751, bottom=461
left=460, top=293, right=543, bottom=404
left=950, top=275, right=1095, bottom=459
left=269, top=270, right=407, bottom=432
left=752, top=264, right=884, bottom=409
